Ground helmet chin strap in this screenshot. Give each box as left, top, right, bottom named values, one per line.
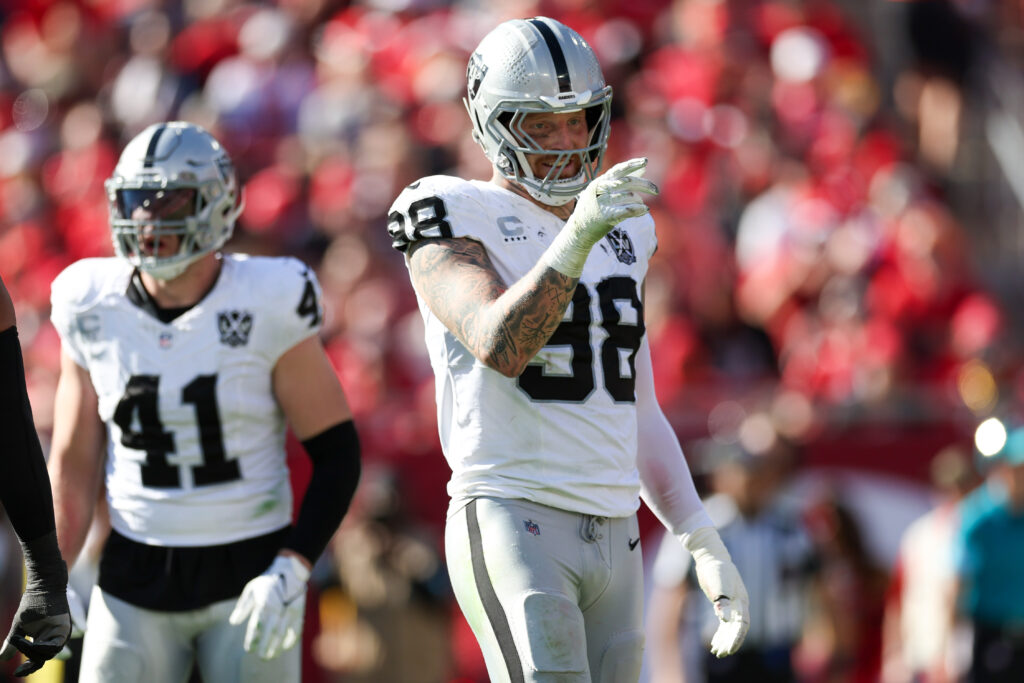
left=524, top=178, right=579, bottom=207
left=499, top=151, right=588, bottom=207
left=138, top=259, right=192, bottom=282
left=137, top=246, right=207, bottom=281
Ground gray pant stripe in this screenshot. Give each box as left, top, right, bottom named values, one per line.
left=467, top=499, right=525, bottom=683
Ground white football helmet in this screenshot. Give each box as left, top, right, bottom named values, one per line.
left=464, top=16, right=612, bottom=206
left=105, top=121, right=243, bottom=280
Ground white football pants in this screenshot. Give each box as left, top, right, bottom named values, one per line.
left=78, top=586, right=300, bottom=683
left=446, top=497, right=645, bottom=683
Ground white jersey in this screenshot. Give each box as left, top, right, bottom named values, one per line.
left=388, top=176, right=657, bottom=518
left=50, top=254, right=323, bottom=547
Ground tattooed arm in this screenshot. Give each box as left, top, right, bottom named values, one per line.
left=407, top=237, right=577, bottom=378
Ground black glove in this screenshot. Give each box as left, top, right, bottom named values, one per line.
left=0, top=531, right=71, bottom=677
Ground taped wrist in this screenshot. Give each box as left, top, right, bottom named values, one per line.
left=680, top=526, right=731, bottom=562
left=21, top=530, right=69, bottom=612
left=680, top=526, right=733, bottom=601
left=540, top=221, right=593, bottom=278
left=0, top=326, right=57, bottom=543
left=284, top=420, right=361, bottom=564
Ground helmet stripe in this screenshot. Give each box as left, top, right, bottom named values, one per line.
left=528, top=18, right=571, bottom=94
left=143, top=123, right=168, bottom=168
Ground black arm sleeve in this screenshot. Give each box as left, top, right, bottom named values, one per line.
left=283, top=419, right=361, bottom=565
left=0, top=325, right=58, bottom=544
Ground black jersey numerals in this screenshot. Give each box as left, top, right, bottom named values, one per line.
left=297, top=269, right=322, bottom=328
left=182, top=375, right=239, bottom=486
left=387, top=196, right=453, bottom=252
left=113, top=376, right=176, bottom=487
left=113, top=374, right=239, bottom=488
left=597, top=277, right=646, bottom=402
left=517, top=276, right=645, bottom=403
left=518, top=285, right=594, bottom=401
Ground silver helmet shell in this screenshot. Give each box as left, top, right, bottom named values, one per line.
left=105, top=122, right=243, bottom=280
left=464, top=17, right=612, bottom=206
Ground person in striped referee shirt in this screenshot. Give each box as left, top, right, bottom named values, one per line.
left=647, top=439, right=817, bottom=683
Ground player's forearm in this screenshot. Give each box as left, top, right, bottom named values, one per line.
left=48, top=449, right=101, bottom=567
left=635, top=391, right=708, bottom=534
left=48, top=356, right=105, bottom=567
left=409, top=238, right=577, bottom=377
left=637, top=414, right=711, bottom=536
left=634, top=339, right=710, bottom=534
left=0, top=326, right=58, bottom=544
left=474, top=263, right=577, bottom=376
left=283, top=420, right=361, bottom=566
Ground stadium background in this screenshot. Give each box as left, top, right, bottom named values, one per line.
left=1, top=0, right=1022, bottom=680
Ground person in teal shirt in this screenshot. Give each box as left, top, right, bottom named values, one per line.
left=954, top=425, right=1024, bottom=682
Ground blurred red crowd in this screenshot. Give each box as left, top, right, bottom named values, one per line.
left=0, top=0, right=1014, bottom=479
left=1, top=0, right=1022, bottom=679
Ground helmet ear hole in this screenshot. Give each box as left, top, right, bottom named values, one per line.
left=497, top=153, right=514, bottom=174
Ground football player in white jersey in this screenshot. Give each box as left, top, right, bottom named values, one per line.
left=47, top=122, right=361, bottom=683
left=0, top=275, right=72, bottom=677
left=387, top=16, right=750, bottom=683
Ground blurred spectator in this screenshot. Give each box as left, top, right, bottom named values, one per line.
left=108, top=9, right=190, bottom=139
left=900, top=0, right=982, bottom=174
left=881, top=445, right=980, bottom=683
left=953, top=425, right=1024, bottom=683
left=647, top=437, right=817, bottom=683
left=313, top=464, right=452, bottom=683
left=797, top=490, right=889, bottom=683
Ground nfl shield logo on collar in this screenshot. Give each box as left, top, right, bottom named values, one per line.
left=524, top=519, right=541, bottom=536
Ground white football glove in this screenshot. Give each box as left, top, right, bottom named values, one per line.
left=542, top=157, right=659, bottom=277
left=681, top=526, right=750, bottom=657
left=228, top=554, right=310, bottom=660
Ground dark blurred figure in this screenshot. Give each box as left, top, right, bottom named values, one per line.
left=0, top=275, right=71, bottom=678
left=882, top=446, right=980, bottom=683
left=647, top=437, right=817, bottom=683
left=314, top=464, right=452, bottom=683
left=953, top=425, right=1024, bottom=683
left=799, top=491, right=889, bottom=683
left=902, top=0, right=981, bottom=174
